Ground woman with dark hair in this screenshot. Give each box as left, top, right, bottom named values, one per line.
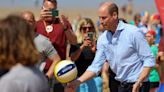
left=0, top=15, right=49, bottom=92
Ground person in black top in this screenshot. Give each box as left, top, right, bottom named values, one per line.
left=69, top=18, right=102, bottom=92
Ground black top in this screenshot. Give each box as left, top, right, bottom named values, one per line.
left=70, top=43, right=95, bottom=77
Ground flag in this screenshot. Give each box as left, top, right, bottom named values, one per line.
left=155, top=0, right=164, bottom=32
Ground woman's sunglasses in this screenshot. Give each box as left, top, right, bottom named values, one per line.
left=81, top=27, right=93, bottom=31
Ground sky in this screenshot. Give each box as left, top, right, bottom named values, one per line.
left=0, top=0, right=158, bottom=13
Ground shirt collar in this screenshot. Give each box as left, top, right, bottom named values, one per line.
left=112, top=20, right=124, bottom=36
left=116, top=20, right=125, bottom=31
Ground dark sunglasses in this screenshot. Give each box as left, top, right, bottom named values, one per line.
left=81, top=27, right=93, bottom=31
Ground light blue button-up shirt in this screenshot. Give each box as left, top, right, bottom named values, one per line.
left=87, top=21, right=155, bottom=82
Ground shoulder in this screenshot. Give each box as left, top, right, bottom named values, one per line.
left=35, top=20, right=44, bottom=28
left=35, top=34, right=48, bottom=41
left=0, top=77, right=19, bottom=92
left=34, top=34, right=50, bottom=45
left=1, top=66, right=46, bottom=83
left=0, top=66, right=48, bottom=92
left=123, top=23, right=144, bottom=38
left=36, top=20, right=43, bottom=25
left=124, top=23, right=141, bottom=34
left=97, top=31, right=109, bottom=44
left=0, top=73, right=12, bottom=84
left=70, top=43, right=81, bottom=50
left=117, top=21, right=142, bottom=37
left=96, top=31, right=111, bottom=49
left=151, top=45, right=158, bottom=50
left=0, top=71, right=21, bottom=87
left=0, top=67, right=19, bottom=82
left=0, top=68, right=21, bottom=88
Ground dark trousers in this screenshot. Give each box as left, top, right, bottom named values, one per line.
left=109, top=69, right=119, bottom=92
left=108, top=69, right=150, bottom=92
left=118, top=82, right=150, bottom=92
left=109, top=75, right=119, bottom=92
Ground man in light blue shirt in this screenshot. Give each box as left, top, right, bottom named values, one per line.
left=66, top=2, right=155, bottom=92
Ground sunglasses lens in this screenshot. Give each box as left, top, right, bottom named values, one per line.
left=83, top=27, right=87, bottom=30
left=82, top=27, right=92, bottom=30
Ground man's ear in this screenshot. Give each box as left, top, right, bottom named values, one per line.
left=112, top=12, right=118, bottom=20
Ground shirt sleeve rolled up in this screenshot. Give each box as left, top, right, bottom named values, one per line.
left=87, top=37, right=106, bottom=75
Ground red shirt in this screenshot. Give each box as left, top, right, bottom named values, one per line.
left=158, top=36, right=164, bottom=52
left=36, top=20, right=67, bottom=69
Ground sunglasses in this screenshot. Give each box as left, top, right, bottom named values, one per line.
left=81, top=27, right=93, bottom=31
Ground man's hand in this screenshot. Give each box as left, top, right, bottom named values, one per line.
left=64, top=86, right=76, bottom=92
left=40, top=8, right=52, bottom=19
left=66, top=79, right=81, bottom=92
left=60, top=15, right=71, bottom=31
left=157, top=52, right=164, bottom=62
left=132, top=81, right=141, bottom=92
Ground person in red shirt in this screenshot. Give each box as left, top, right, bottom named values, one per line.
left=36, top=0, right=77, bottom=71
left=36, top=0, right=77, bottom=60
left=35, top=0, right=77, bottom=92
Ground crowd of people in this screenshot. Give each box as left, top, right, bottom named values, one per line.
left=0, top=0, right=164, bottom=92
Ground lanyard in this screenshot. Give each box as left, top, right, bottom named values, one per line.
left=43, top=21, right=53, bottom=33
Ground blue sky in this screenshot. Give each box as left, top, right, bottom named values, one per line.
left=0, top=0, right=158, bottom=13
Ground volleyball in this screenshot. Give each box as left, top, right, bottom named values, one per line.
left=54, top=60, right=78, bottom=83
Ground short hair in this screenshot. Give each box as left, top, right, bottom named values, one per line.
left=21, top=11, right=34, bottom=18
left=0, top=15, right=39, bottom=69
left=42, top=0, right=57, bottom=8
left=43, top=0, right=56, bottom=3
left=108, top=3, right=119, bottom=15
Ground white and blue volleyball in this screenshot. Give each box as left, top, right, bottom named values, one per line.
left=54, top=60, right=77, bottom=83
